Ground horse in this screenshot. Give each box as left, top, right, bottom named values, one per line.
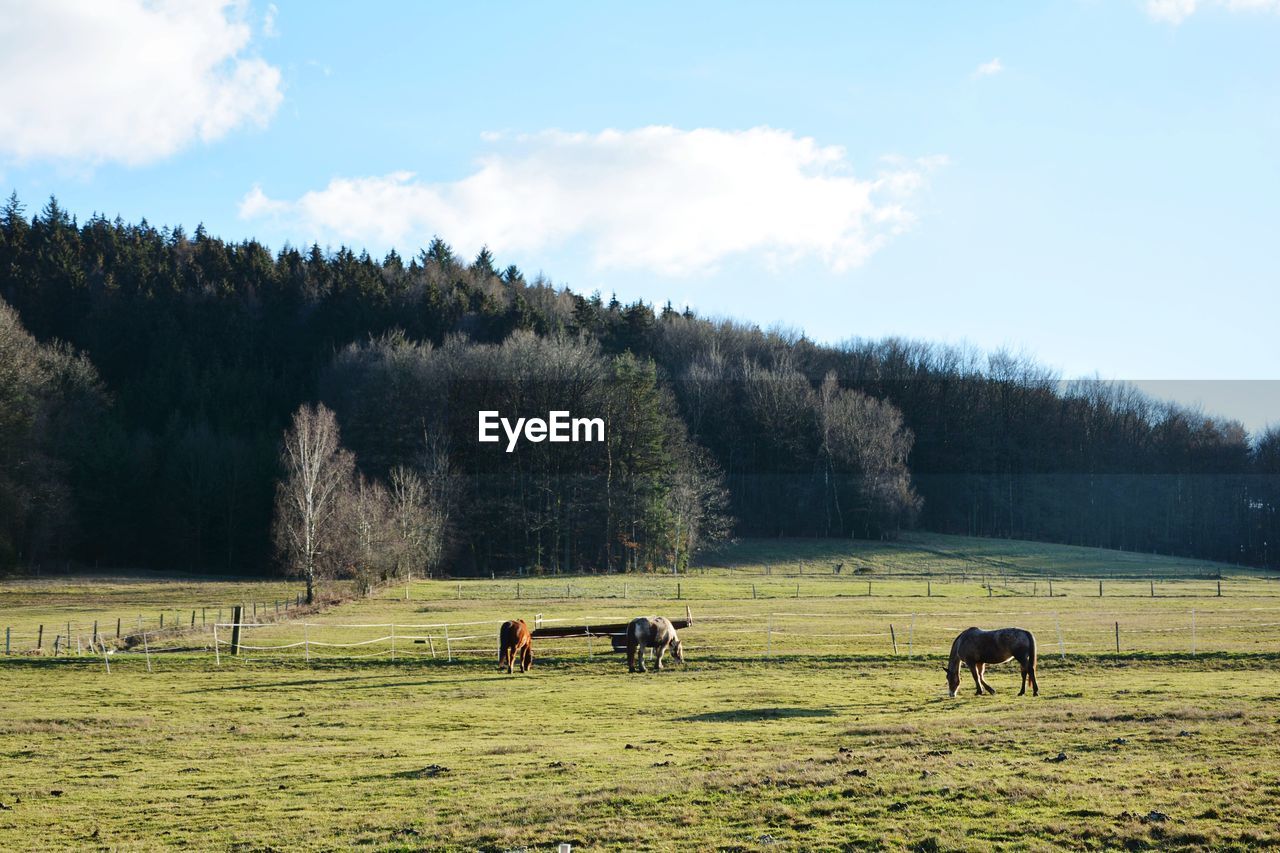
left=625, top=616, right=684, bottom=673
left=945, top=627, right=1038, bottom=697
left=498, top=619, right=533, bottom=674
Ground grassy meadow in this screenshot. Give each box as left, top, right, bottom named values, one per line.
left=2, top=533, right=1279, bottom=851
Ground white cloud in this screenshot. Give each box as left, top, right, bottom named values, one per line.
left=240, top=127, right=944, bottom=276
left=973, top=58, right=1004, bottom=78
left=0, top=0, right=283, bottom=166
left=263, top=3, right=279, bottom=37
left=1146, top=0, right=1280, bottom=24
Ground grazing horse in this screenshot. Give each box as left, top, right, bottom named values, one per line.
left=498, top=619, right=533, bottom=674
left=626, top=616, right=684, bottom=673
left=945, top=627, right=1038, bottom=697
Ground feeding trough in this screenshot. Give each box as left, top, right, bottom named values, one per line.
left=530, top=606, right=692, bottom=652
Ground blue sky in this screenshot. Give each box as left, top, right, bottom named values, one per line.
left=2, top=1, right=1277, bottom=431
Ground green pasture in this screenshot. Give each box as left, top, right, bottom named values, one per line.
left=1, top=656, right=1278, bottom=851
left=2, top=534, right=1279, bottom=850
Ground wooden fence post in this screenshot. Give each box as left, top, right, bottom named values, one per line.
left=1099, top=581, right=1104, bottom=598
left=1048, top=579, right=1053, bottom=597
left=677, top=582, right=681, bottom=600
left=37, top=624, right=43, bottom=650
left=927, top=580, right=931, bottom=597
left=889, top=624, right=898, bottom=655
left=5, top=627, right=8, bottom=655
left=230, top=605, right=243, bottom=656
left=116, top=617, right=121, bottom=639
left=1217, top=581, right=1222, bottom=597
left=1114, top=622, right=1120, bottom=654
left=54, top=635, right=61, bottom=656
left=752, top=584, right=757, bottom=599
left=190, top=610, right=195, bottom=628
left=92, top=620, right=98, bottom=648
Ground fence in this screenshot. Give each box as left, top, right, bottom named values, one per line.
left=6, top=576, right=1279, bottom=669
left=404, top=575, right=1259, bottom=602
left=166, top=604, right=1280, bottom=667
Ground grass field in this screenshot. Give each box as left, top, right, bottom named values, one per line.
left=2, top=534, right=1279, bottom=851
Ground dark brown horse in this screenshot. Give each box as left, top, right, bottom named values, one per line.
left=498, top=619, right=533, bottom=674
left=945, top=627, right=1038, bottom=697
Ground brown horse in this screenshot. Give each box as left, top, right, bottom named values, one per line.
left=945, top=627, right=1038, bottom=697
left=498, top=619, right=533, bottom=674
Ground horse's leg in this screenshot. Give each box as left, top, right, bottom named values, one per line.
left=522, top=642, right=532, bottom=672
left=627, top=641, right=636, bottom=673
left=655, top=642, right=666, bottom=671
left=969, top=662, right=983, bottom=696
left=979, top=663, right=996, bottom=694
left=1029, top=665, right=1039, bottom=696
left=638, top=643, right=648, bottom=673
left=1019, top=665, right=1027, bottom=696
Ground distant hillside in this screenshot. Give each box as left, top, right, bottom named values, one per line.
left=704, top=532, right=1245, bottom=580
left=2, top=195, right=1277, bottom=574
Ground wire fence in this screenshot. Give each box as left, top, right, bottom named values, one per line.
left=13, top=605, right=1257, bottom=673
left=6, top=575, right=1280, bottom=670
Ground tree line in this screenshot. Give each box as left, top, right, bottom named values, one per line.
left=1, top=194, right=1275, bottom=579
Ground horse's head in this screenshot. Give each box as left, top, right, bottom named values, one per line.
left=944, top=663, right=960, bottom=698
left=671, top=637, right=685, bottom=664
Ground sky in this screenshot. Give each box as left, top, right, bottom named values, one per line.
left=1, top=0, right=1277, bottom=432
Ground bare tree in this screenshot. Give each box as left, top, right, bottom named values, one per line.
left=667, top=441, right=732, bottom=574
left=273, top=404, right=355, bottom=603
left=417, top=427, right=457, bottom=577
left=345, top=473, right=393, bottom=596
left=388, top=465, right=429, bottom=578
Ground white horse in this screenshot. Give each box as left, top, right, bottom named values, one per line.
left=625, top=616, right=684, bottom=673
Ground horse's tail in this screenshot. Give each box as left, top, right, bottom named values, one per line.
left=498, top=622, right=511, bottom=662
left=1027, top=629, right=1038, bottom=668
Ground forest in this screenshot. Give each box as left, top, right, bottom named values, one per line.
left=1, top=194, right=1276, bottom=579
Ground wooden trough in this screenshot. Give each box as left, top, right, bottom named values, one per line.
left=531, top=606, right=692, bottom=653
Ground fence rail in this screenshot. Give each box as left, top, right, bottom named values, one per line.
left=6, top=574, right=1279, bottom=670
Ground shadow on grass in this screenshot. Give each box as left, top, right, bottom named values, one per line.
left=678, top=706, right=836, bottom=722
